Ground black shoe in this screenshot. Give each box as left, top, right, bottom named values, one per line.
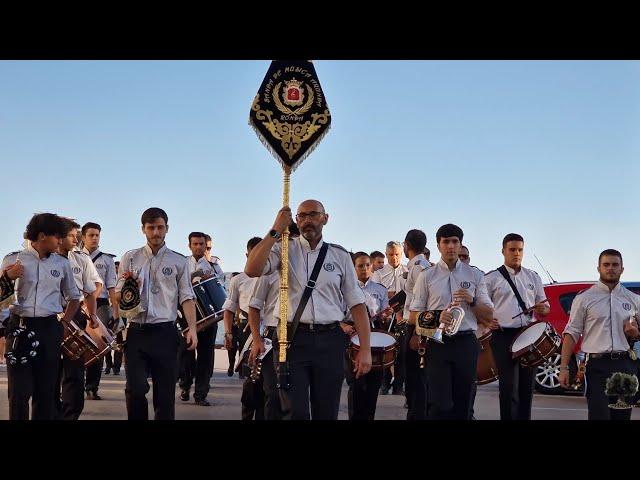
left=194, top=398, right=211, bottom=406
left=227, top=365, right=234, bottom=377
left=180, top=390, right=190, bottom=401
left=86, top=391, right=102, bottom=400
left=112, top=369, right=120, bottom=375
left=380, top=387, right=390, bottom=395
left=104, top=368, right=111, bottom=375
left=392, top=388, right=404, bottom=396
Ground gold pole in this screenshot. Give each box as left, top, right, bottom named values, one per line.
left=278, top=166, right=291, bottom=363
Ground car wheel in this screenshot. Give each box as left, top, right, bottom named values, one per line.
left=534, top=353, right=573, bottom=395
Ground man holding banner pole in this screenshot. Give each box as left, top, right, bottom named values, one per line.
left=245, top=200, right=371, bottom=420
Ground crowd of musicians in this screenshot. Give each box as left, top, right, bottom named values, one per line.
left=1, top=203, right=639, bottom=421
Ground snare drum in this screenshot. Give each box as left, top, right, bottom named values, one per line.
left=349, top=330, right=397, bottom=370
left=192, top=277, right=227, bottom=320
left=510, top=322, right=561, bottom=368
left=61, top=316, right=117, bottom=367
left=476, top=332, right=499, bottom=385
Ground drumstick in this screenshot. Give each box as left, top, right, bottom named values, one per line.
left=511, top=298, right=549, bottom=319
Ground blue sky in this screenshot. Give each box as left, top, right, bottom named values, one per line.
left=1, top=60, right=638, bottom=281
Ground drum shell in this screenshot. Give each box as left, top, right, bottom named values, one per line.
left=510, top=322, right=560, bottom=368
left=192, top=277, right=227, bottom=319
left=61, top=319, right=113, bottom=367
left=476, top=331, right=499, bottom=385
left=348, top=329, right=397, bottom=370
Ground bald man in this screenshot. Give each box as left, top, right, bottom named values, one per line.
left=245, top=200, right=372, bottom=420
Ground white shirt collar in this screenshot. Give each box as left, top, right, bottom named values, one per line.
left=144, top=243, right=168, bottom=257
left=299, top=236, right=324, bottom=253
left=504, top=264, right=522, bottom=275
left=596, top=280, right=622, bottom=293
left=437, top=257, right=460, bottom=272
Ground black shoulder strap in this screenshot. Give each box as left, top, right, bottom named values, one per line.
left=90, top=252, right=104, bottom=264
left=497, top=265, right=528, bottom=314
left=288, top=242, right=329, bottom=343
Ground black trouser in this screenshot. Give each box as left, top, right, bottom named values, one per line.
left=426, top=332, right=479, bottom=420
left=86, top=304, right=112, bottom=394
left=490, top=327, right=535, bottom=420
left=345, top=349, right=384, bottom=420
left=383, top=329, right=406, bottom=393
left=124, top=322, right=180, bottom=420
left=56, top=356, right=86, bottom=420
left=585, top=356, right=636, bottom=420
left=178, top=324, right=217, bottom=400
left=227, top=323, right=242, bottom=370
left=274, top=324, right=345, bottom=420
left=404, top=326, right=428, bottom=420
left=241, top=374, right=265, bottom=420
left=261, top=328, right=282, bottom=420
left=6, top=315, right=63, bottom=420
left=104, top=345, right=123, bottom=373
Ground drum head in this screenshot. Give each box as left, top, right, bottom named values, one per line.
left=511, top=322, right=547, bottom=353
left=351, top=331, right=396, bottom=348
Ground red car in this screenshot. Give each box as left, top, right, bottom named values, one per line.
left=532, top=281, right=640, bottom=395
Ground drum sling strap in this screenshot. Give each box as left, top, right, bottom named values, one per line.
left=287, top=242, right=329, bottom=345
left=497, top=266, right=529, bottom=324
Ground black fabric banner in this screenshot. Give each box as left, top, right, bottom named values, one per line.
left=249, top=60, right=331, bottom=171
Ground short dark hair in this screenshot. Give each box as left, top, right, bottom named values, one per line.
left=352, top=251, right=370, bottom=265
left=62, top=218, right=81, bottom=234
left=81, top=222, right=101, bottom=235
left=459, top=245, right=469, bottom=253
left=424, top=247, right=431, bottom=259
left=436, top=224, right=463, bottom=244
left=599, top=249, right=623, bottom=265
left=25, top=213, right=67, bottom=241
left=502, top=233, right=524, bottom=248
left=141, top=207, right=168, bottom=225
left=188, top=232, right=207, bottom=243
left=204, top=234, right=212, bottom=242
left=370, top=250, right=385, bottom=260
left=247, top=237, right=262, bottom=252
left=404, top=229, right=427, bottom=253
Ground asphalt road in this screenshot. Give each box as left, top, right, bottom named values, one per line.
left=2, top=350, right=639, bottom=420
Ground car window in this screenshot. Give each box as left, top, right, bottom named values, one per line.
left=559, top=292, right=579, bottom=315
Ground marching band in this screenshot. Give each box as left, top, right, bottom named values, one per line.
left=2, top=205, right=639, bottom=421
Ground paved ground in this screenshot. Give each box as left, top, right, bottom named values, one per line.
left=2, top=350, right=640, bottom=420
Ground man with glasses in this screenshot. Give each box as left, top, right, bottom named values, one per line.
left=245, top=200, right=372, bottom=420
left=372, top=241, right=408, bottom=395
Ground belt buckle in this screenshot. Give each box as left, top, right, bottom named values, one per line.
left=309, top=323, right=314, bottom=331
left=612, top=351, right=622, bottom=360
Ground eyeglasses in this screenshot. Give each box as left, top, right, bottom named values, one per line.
left=458, top=254, right=469, bottom=259
left=295, top=211, right=325, bottom=221
left=205, top=247, right=212, bottom=251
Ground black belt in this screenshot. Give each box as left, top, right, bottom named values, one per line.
left=297, top=322, right=339, bottom=332
left=18, top=315, right=57, bottom=322
left=588, top=351, right=632, bottom=360
left=446, top=330, right=475, bottom=337
left=128, top=321, right=175, bottom=331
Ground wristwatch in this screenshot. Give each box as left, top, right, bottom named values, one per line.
left=269, top=229, right=282, bottom=240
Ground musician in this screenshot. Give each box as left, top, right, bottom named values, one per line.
left=246, top=223, right=300, bottom=421
left=370, top=251, right=385, bottom=272
left=410, top=224, right=494, bottom=420
left=560, top=249, right=640, bottom=420
left=484, top=233, right=550, bottom=420
left=222, top=238, right=262, bottom=379
left=204, top=233, right=224, bottom=275
left=459, top=245, right=484, bottom=274
left=177, top=231, right=222, bottom=406
left=81, top=222, right=119, bottom=401
left=56, top=218, right=103, bottom=419
left=401, top=229, right=430, bottom=419
left=423, top=247, right=435, bottom=267
left=245, top=199, right=371, bottom=420
left=372, top=241, right=408, bottom=395
left=343, top=251, right=391, bottom=420
left=1, top=213, right=82, bottom=420
left=115, top=207, right=198, bottom=420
